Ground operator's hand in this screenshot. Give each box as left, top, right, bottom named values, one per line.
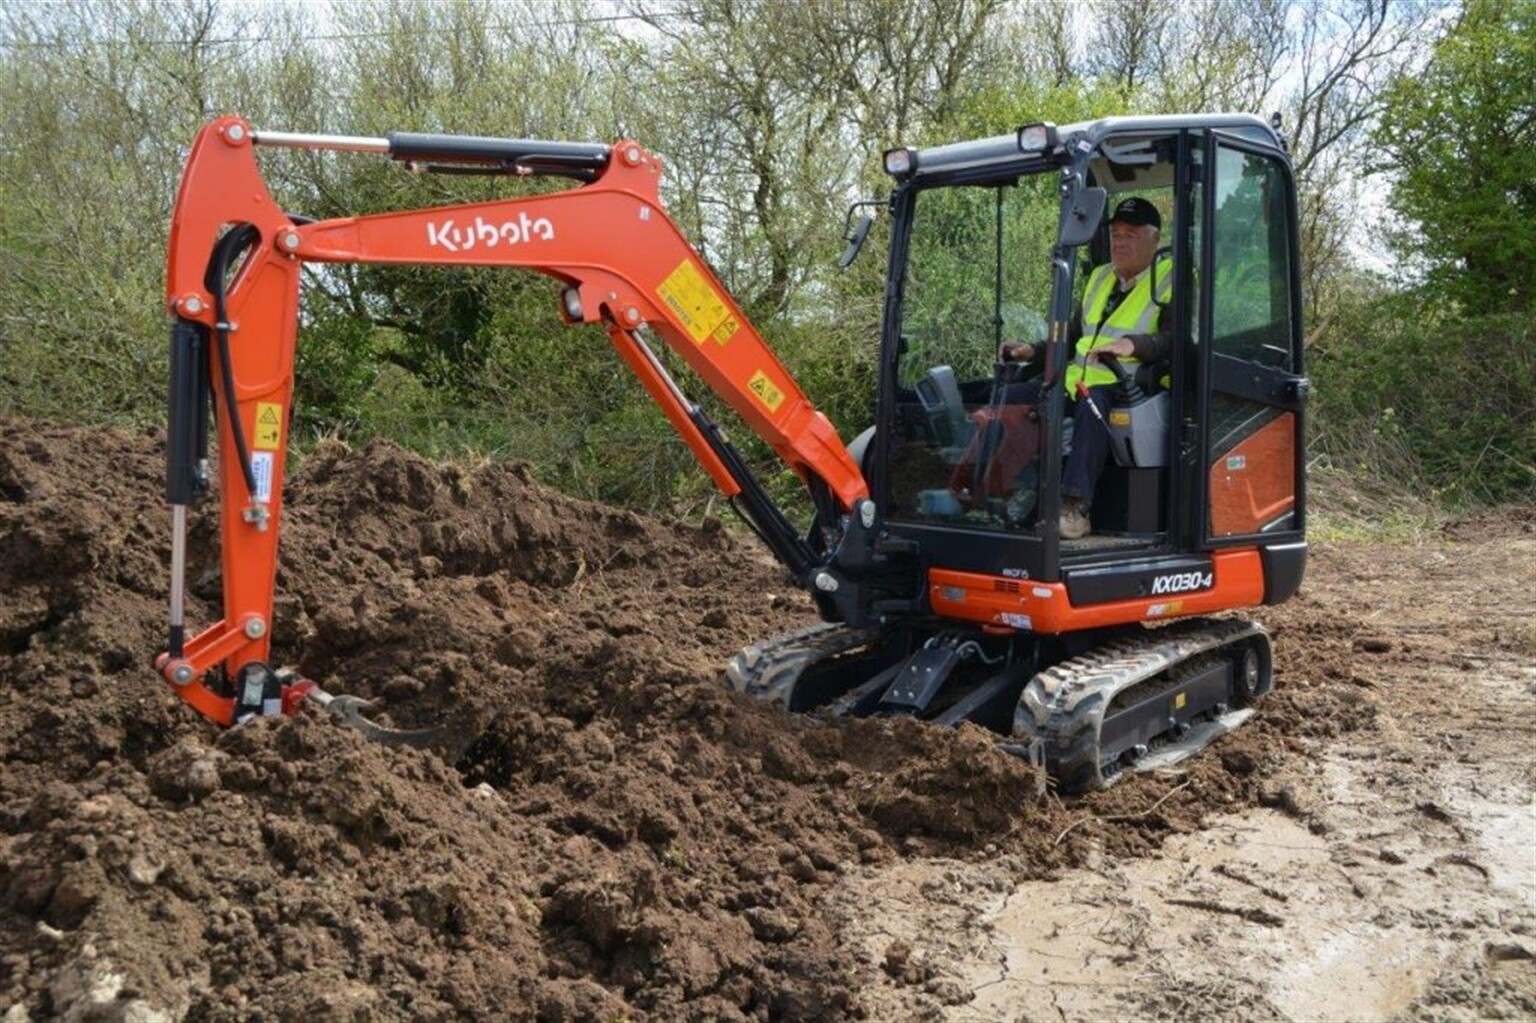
left=1000, top=340, right=1038, bottom=363
left=1087, top=338, right=1136, bottom=363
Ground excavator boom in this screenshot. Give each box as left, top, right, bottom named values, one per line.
left=157, top=117, right=867, bottom=728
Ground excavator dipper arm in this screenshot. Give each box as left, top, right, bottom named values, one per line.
left=157, top=117, right=867, bottom=728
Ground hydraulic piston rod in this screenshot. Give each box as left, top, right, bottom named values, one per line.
left=251, top=127, right=612, bottom=177
left=251, top=130, right=390, bottom=154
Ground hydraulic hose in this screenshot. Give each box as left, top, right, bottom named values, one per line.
left=204, top=224, right=262, bottom=498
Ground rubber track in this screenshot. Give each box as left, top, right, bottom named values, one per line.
left=1013, top=617, right=1268, bottom=792
left=726, top=618, right=1268, bottom=793
left=723, top=622, right=881, bottom=707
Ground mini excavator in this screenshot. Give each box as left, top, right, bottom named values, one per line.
left=156, top=114, right=1307, bottom=791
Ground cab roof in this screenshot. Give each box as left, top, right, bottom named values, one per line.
left=905, top=113, right=1285, bottom=180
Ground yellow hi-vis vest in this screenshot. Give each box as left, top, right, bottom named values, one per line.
left=1064, top=257, right=1173, bottom=395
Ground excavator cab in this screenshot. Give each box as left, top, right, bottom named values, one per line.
left=869, top=116, right=1307, bottom=601
left=743, top=115, right=1311, bottom=788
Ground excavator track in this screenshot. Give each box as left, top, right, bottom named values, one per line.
left=725, top=616, right=1271, bottom=794
left=1014, top=617, right=1271, bottom=792
left=724, top=622, right=887, bottom=710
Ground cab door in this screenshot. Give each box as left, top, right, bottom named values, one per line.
left=1194, top=132, right=1307, bottom=544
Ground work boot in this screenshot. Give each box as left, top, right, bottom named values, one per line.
left=1059, top=498, right=1091, bottom=540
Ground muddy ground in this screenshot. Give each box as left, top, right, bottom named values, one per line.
left=0, top=415, right=1532, bottom=1021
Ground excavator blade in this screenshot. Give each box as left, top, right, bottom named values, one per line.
left=725, top=622, right=1032, bottom=737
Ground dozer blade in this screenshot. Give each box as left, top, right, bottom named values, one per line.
left=723, top=622, right=1031, bottom=733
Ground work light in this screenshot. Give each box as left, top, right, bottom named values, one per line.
left=883, top=147, right=916, bottom=178
left=1017, top=122, right=1059, bottom=154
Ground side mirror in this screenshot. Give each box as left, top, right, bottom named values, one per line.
left=1059, top=186, right=1106, bottom=248
left=839, top=213, right=875, bottom=269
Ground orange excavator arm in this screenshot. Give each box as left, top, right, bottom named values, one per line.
left=157, top=116, right=871, bottom=728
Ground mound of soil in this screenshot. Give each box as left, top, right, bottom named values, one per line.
left=0, top=416, right=1330, bottom=1020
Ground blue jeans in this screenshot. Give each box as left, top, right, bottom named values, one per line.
left=1063, top=385, right=1115, bottom=504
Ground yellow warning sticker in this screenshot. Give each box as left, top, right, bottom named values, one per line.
left=747, top=370, right=785, bottom=413
left=1109, top=410, right=1131, bottom=426
left=254, top=402, right=283, bottom=450
left=1173, top=691, right=1188, bottom=710
left=711, top=314, right=741, bottom=346
left=657, top=259, right=734, bottom=346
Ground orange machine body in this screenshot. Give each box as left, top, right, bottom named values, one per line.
left=928, top=551, right=1266, bottom=634
left=157, top=116, right=1283, bottom=728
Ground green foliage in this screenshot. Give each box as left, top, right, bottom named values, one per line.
left=0, top=0, right=1525, bottom=523
left=292, top=290, right=382, bottom=433
left=1312, top=0, right=1536, bottom=507
left=1373, top=0, right=1536, bottom=315
left=0, top=1, right=267, bottom=424
left=951, top=76, right=1130, bottom=144
left=1311, top=289, right=1535, bottom=505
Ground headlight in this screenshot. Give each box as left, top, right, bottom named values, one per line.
left=883, top=146, right=916, bottom=177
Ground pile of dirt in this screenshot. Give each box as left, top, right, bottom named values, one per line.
left=0, top=416, right=1357, bottom=1020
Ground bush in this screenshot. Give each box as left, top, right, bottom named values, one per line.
left=1311, top=292, right=1535, bottom=506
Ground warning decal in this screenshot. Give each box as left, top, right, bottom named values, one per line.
left=747, top=370, right=785, bottom=413
left=711, top=314, right=740, bottom=346
left=656, top=259, right=736, bottom=346
left=254, top=402, right=283, bottom=450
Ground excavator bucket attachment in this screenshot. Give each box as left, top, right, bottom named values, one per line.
left=299, top=686, right=454, bottom=750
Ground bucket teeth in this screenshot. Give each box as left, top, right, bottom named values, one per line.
left=307, top=689, right=450, bottom=749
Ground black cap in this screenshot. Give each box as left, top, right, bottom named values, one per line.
left=1109, top=196, right=1161, bottom=231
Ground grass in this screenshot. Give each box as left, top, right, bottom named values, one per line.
left=1306, top=464, right=1448, bottom=546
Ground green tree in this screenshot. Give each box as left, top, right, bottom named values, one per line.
left=1307, top=0, right=1536, bottom=505
left=1374, top=0, right=1536, bottom=313
left=0, top=0, right=282, bottom=424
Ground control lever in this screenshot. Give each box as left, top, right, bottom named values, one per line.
left=1097, top=353, right=1144, bottom=402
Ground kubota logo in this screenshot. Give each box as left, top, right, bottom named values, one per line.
left=426, top=213, right=555, bottom=253
left=1150, top=570, right=1213, bottom=595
